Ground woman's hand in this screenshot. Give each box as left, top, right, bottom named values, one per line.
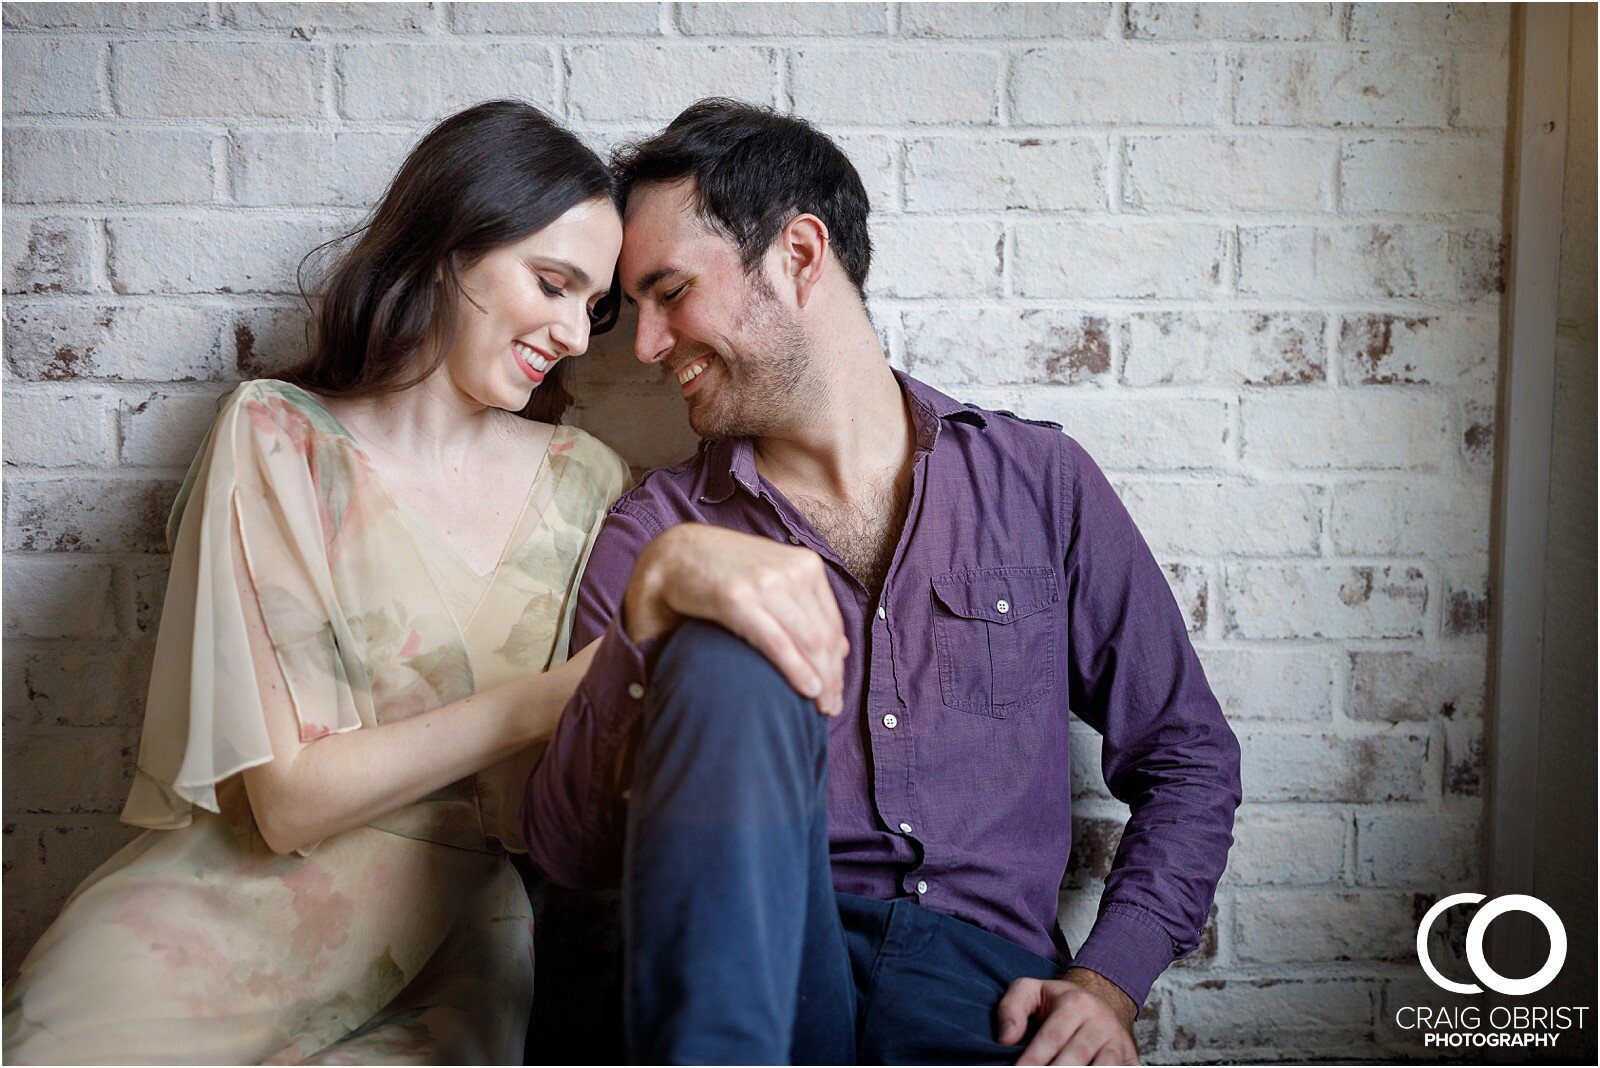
left=622, top=523, right=848, bottom=716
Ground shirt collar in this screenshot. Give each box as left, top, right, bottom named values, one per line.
left=698, top=370, right=986, bottom=505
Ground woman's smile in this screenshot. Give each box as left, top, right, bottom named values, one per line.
left=513, top=339, right=557, bottom=384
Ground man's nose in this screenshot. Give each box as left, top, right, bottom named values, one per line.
left=633, top=302, right=672, bottom=365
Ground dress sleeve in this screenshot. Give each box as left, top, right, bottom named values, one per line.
left=122, top=382, right=367, bottom=831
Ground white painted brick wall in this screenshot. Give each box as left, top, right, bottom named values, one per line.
left=2, top=4, right=1510, bottom=1062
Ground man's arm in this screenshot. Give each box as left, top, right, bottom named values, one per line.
left=522, top=503, right=663, bottom=888
left=999, top=434, right=1240, bottom=1065
left=1060, top=432, right=1243, bottom=1002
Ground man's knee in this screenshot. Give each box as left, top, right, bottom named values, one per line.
left=649, top=620, right=816, bottom=739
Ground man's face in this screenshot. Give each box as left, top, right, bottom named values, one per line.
left=619, top=180, right=809, bottom=440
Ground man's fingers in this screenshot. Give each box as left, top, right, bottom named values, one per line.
left=757, top=581, right=845, bottom=715
left=728, top=607, right=825, bottom=704
left=995, top=978, right=1043, bottom=1045
left=1089, top=1041, right=1138, bottom=1067
left=1015, top=1009, right=1082, bottom=1066
left=1054, top=1020, right=1119, bottom=1066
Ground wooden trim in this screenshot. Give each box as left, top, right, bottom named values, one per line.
left=1487, top=2, right=1571, bottom=976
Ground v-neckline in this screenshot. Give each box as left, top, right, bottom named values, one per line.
left=284, top=384, right=556, bottom=583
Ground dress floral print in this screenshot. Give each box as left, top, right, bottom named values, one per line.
left=2, top=380, right=631, bottom=1064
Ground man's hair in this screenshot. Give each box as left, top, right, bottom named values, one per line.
left=613, top=99, right=873, bottom=300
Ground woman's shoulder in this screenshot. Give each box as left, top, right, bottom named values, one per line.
left=547, top=423, right=634, bottom=498
left=223, top=379, right=351, bottom=442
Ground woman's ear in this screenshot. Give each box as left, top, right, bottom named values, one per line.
left=779, top=214, right=830, bottom=310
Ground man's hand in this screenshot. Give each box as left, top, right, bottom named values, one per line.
left=624, top=523, right=848, bottom=715
left=996, top=967, right=1140, bottom=1066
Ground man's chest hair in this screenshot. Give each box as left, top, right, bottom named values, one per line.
left=787, top=469, right=912, bottom=596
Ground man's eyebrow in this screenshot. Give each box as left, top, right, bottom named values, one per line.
left=530, top=257, right=594, bottom=291
left=626, top=266, right=680, bottom=303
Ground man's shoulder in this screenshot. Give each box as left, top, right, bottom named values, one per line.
left=606, top=445, right=716, bottom=528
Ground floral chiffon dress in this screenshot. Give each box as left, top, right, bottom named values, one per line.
left=2, top=379, right=631, bottom=1064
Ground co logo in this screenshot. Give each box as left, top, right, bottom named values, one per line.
left=1417, top=893, right=1567, bottom=996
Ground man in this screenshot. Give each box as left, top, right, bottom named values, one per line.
left=524, top=99, right=1242, bottom=1066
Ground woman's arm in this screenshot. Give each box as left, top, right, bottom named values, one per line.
left=234, top=512, right=597, bottom=855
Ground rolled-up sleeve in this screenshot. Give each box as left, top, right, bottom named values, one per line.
left=1057, top=434, right=1243, bottom=1008
left=522, top=503, right=664, bottom=889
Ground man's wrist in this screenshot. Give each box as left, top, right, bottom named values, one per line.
left=1063, top=966, right=1138, bottom=1028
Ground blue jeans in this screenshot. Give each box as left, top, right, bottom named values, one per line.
left=623, top=621, right=1057, bottom=1065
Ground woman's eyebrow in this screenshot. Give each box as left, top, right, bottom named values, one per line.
left=529, top=257, right=594, bottom=290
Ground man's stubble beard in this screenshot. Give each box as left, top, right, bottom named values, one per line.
left=687, top=277, right=812, bottom=441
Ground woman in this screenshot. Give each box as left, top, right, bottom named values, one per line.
left=2, top=100, right=633, bottom=1065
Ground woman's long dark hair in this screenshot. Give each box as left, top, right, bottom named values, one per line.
left=283, top=100, right=621, bottom=424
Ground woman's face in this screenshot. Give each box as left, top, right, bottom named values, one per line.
left=439, top=197, right=624, bottom=412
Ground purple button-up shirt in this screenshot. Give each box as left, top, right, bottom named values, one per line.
left=524, top=371, right=1241, bottom=1007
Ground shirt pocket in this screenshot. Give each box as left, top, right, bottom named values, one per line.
left=930, top=565, right=1060, bottom=719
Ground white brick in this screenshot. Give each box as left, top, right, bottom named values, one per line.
left=1349, top=651, right=1485, bottom=723
left=1340, top=137, right=1503, bottom=214
left=1355, top=812, right=1479, bottom=885
left=228, top=306, right=312, bottom=379
left=3, top=128, right=214, bottom=206
left=232, top=130, right=414, bottom=207
left=1241, top=392, right=1448, bottom=470
left=568, top=44, right=773, bottom=122
left=3, top=646, right=150, bottom=728
left=1163, top=563, right=1209, bottom=634
left=1224, top=809, right=1346, bottom=884
left=903, top=3, right=1111, bottom=38
left=678, top=3, right=887, bottom=35
left=905, top=137, right=1104, bottom=211
left=1235, top=51, right=1449, bottom=127
left=1198, top=647, right=1336, bottom=722
left=1124, top=134, right=1332, bottom=212
left=1338, top=313, right=1494, bottom=385
left=3, top=730, right=139, bottom=814
left=107, top=215, right=339, bottom=295
left=114, top=42, right=323, bottom=119
left=1330, top=479, right=1490, bottom=556
left=1239, top=730, right=1431, bottom=802
left=1452, top=47, right=1511, bottom=129
left=1235, top=891, right=1415, bottom=962
left=1443, top=717, right=1483, bottom=797
left=2, top=38, right=104, bottom=116
left=4, top=304, right=219, bottom=382
left=1125, top=312, right=1325, bottom=386
left=1, top=391, right=110, bottom=467
left=1125, top=3, right=1339, bottom=41
left=120, top=391, right=224, bottom=468
left=1239, top=225, right=1465, bottom=301
left=1168, top=976, right=1374, bottom=1049
left=2, top=3, right=206, bottom=29
left=792, top=48, right=996, bottom=125
left=1011, top=48, right=1218, bottom=125
left=1014, top=221, right=1227, bottom=299
left=2, top=216, right=96, bottom=295
left=450, top=2, right=661, bottom=34
left=903, top=309, right=1109, bottom=385
left=1347, top=3, right=1510, bottom=50
left=1016, top=394, right=1231, bottom=470
left=1118, top=481, right=1323, bottom=556
left=828, top=134, right=897, bottom=212
left=219, top=2, right=432, bottom=31
left=1, top=559, right=117, bottom=638
left=131, top=555, right=173, bottom=637
left=5, top=478, right=176, bottom=554
left=339, top=43, right=556, bottom=121
left=866, top=219, right=1000, bottom=298
left=1224, top=565, right=1428, bottom=640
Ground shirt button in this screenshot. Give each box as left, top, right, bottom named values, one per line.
left=882, top=713, right=898, bottom=729
left=996, top=599, right=1010, bottom=614
left=898, top=822, right=913, bottom=834
left=627, top=683, right=645, bottom=699
left=916, top=880, right=929, bottom=894
left=877, top=606, right=887, bottom=620
left=788, top=535, right=802, bottom=545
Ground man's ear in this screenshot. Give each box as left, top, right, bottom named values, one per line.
left=777, top=213, right=830, bottom=309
